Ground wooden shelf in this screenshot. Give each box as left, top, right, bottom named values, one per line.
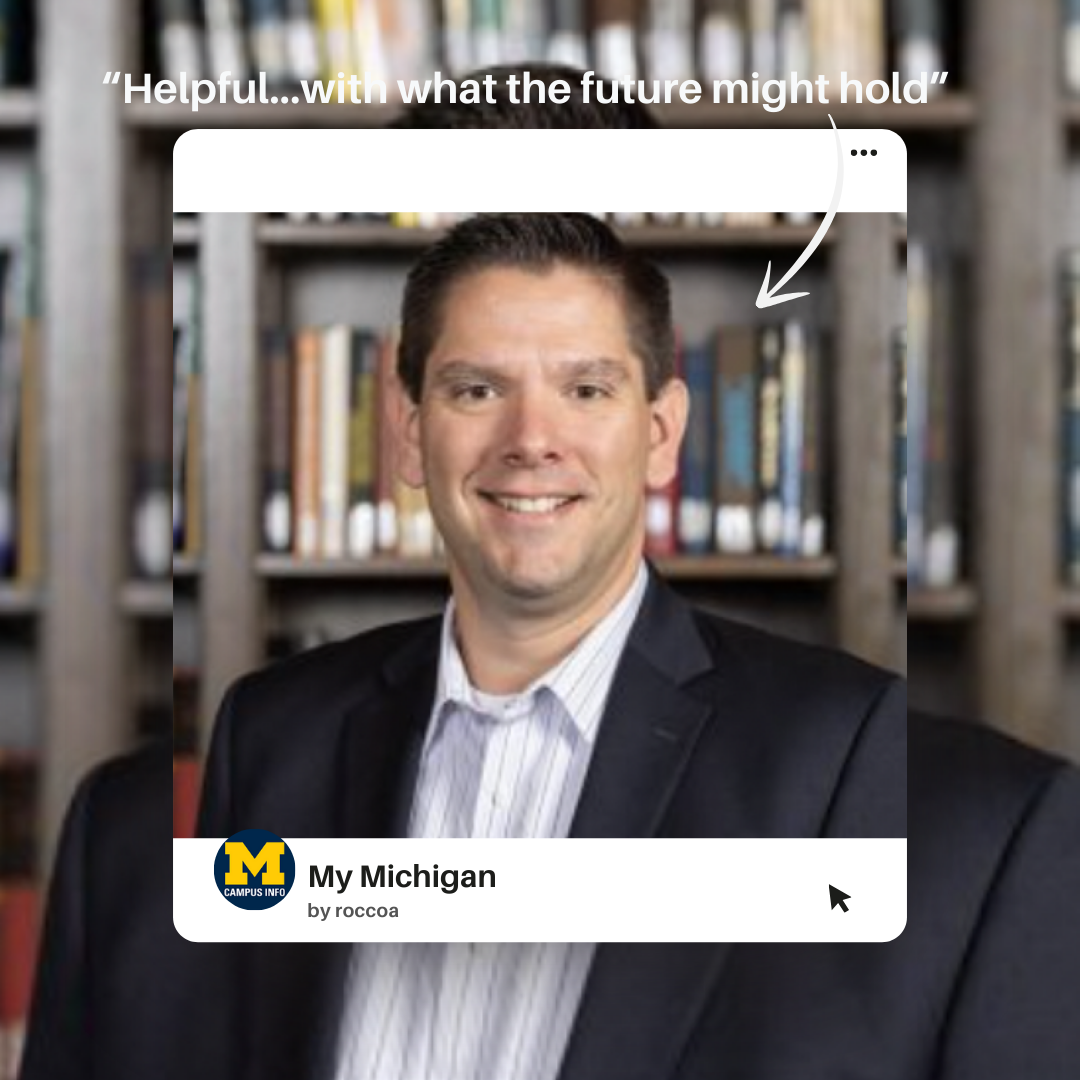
left=651, top=95, right=974, bottom=130
left=0, top=584, right=40, bottom=616
left=119, top=580, right=173, bottom=618
left=0, top=90, right=39, bottom=131
left=907, top=586, right=978, bottom=622
left=172, top=555, right=201, bottom=578
left=125, top=99, right=398, bottom=129
left=258, top=554, right=448, bottom=579
left=172, top=216, right=200, bottom=247
left=256, top=553, right=836, bottom=582
left=654, top=555, right=836, bottom=580
left=1060, top=98, right=1080, bottom=129
left=126, top=94, right=974, bottom=132
left=257, top=218, right=836, bottom=251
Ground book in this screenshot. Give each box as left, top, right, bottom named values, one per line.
left=893, top=0, right=943, bottom=92
left=374, top=332, right=400, bottom=553
left=593, top=0, right=639, bottom=83
left=778, top=320, right=806, bottom=556
left=155, top=0, right=204, bottom=82
left=756, top=325, right=783, bottom=551
left=747, top=0, right=777, bottom=81
left=442, top=0, right=473, bottom=75
left=319, top=324, right=351, bottom=559
left=922, top=249, right=962, bottom=588
left=0, top=752, right=38, bottom=1080
left=15, top=170, right=40, bottom=584
left=204, top=0, right=249, bottom=79
left=173, top=670, right=201, bottom=838
left=1066, top=250, right=1080, bottom=583
left=502, top=0, right=547, bottom=65
left=347, top=330, right=378, bottom=559
left=246, top=0, right=290, bottom=85
left=646, top=0, right=695, bottom=83
left=676, top=339, right=714, bottom=554
left=314, top=0, right=356, bottom=80
left=645, top=331, right=682, bottom=558
left=714, top=326, right=758, bottom=554
left=379, top=0, right=435, bottom=85
left=547, top=0, right=588, bottom=69
left=0, top=249, right=16, bottom=578
left=893, top=325, right=907, bottom=557
left=700, top=0, right=745, bottom=84
left=471, top=0, right=503, bottom=69
left=799, top=325, right=825, bottom=558
left=777, top=0, right=809, bottom=80
left=172, top=325, right=191, bottom=553
left=131, top=251, right=174, bottom=580
left=261, top=327, right=293, bottom=554
left=284, top=0, right=322, bottom=83
left=808, top=0, right=884, bottom=93
left=350, top=0, right=390, bottom=83
left=292, top=328, right=322, bottom=559
left=905, top=241, right=929, bottom=584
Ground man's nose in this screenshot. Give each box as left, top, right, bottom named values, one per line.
left=500, top=390, right=563, bottom=467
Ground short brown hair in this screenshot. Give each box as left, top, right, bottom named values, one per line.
left=397, top=212, right=675, bottom=402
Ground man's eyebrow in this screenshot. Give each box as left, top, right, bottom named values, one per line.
left=556, top=358, right=633, bottom=382
left=428, top=358, right=633, bottom=385
left=428, top=360, right=505, bottom=386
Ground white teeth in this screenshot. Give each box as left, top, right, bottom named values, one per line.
left=493, top=496, right=572, bottom=514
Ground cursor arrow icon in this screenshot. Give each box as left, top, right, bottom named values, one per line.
left=829, top=885, right=851, bottom=912
left=756, top=114, right=844, bottom=309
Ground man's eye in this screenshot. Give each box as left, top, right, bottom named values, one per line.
left=451, top=383, right=497, bottom=401
left=571, top=383, right=611, bottom=401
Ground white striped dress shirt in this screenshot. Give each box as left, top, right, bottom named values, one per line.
left=333, top=562, right=649, bottom=1080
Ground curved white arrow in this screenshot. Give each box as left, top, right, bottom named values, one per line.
left=756, top=114, right=844, bottom=309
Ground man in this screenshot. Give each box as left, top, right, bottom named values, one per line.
left=196, top=211, right=908, bottom=1080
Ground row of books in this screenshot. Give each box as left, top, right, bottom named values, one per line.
left=274, top=210, right=823, bottom=228
left=0, top=182, right=43, bottom=586
left=151, top=1, right=949, bottom=92
left=903, top=239, right=963, bottom=591
left=201, top=320, right=832, bottom=564
left=0, top=752, right=38, bottom=1080
left=663, top=321, right=826, bottom=558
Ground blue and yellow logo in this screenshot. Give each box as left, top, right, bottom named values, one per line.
left=213, top=829, right=296, bottom=910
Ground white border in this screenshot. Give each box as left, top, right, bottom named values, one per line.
left=174, top=128, right=906, bottom=213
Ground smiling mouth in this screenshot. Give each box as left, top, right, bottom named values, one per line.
left=481, top=493, right=581, bottom=515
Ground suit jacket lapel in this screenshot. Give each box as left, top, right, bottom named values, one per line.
left=569, top=568, right=714, bottom=839
left=336, top=620, right=441, bottom=839
left=562, top=571, right=731, bottom=1080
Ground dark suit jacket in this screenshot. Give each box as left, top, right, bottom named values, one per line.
left=17, top=741, right=243, bottom=1080
left=20, top=578, right=1080, bottom=1079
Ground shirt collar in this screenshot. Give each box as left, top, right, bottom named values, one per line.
left=429, top=562, right=649, bottom=747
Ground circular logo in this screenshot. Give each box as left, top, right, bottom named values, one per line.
left=214, top=829, right=296, bottom=910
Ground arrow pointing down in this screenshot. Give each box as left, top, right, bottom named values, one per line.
left=756, top=114, right=845, bottom=309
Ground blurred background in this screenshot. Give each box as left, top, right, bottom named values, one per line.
left=0, top=1, right=1078, bottom=1075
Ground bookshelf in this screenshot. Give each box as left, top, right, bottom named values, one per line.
left=14, top=0, right=1080, bottom=877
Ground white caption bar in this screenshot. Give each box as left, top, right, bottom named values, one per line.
left=176, top=838, right=906, bottom=943
left=173, top=128, right=905, bottom=213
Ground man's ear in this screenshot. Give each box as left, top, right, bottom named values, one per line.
left=394, top=380, right=426, bottom=489
left=646, top=377, right=689, bottom=490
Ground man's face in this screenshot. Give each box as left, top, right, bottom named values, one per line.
left=398, top=263, right=687, bottom=621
